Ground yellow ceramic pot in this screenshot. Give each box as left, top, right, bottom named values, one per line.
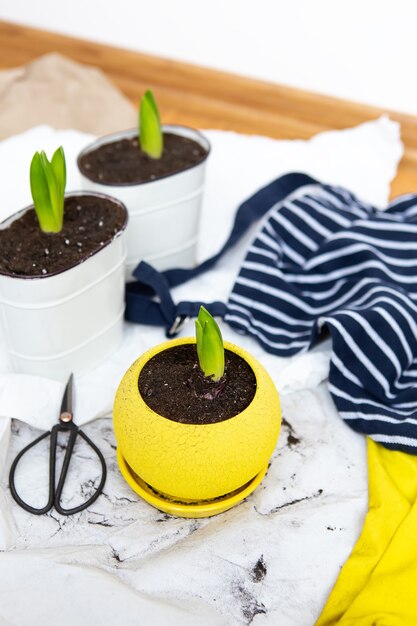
left=113, top=337, right=281, bottom=502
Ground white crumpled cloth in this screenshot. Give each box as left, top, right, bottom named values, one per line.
left=0, top=117, right=403, bottom=625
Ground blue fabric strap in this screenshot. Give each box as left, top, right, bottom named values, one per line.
left=125, top=171, right=319, bottom=332
left=125, top=260, right=227, bottom=335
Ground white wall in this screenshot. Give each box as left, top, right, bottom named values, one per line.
left=1, top=0, right=413, bottom=115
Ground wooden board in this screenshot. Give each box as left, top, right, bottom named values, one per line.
left=1, top=20, right=417, bottom=198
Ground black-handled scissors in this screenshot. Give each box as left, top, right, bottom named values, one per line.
left=9, top=374, right=107, bottom=516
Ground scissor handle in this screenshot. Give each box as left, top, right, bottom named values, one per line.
left=53, top=426, right=107, bottom=516
left=9, top=429, right=55, bottom=515
left=9, top=422, right=107, bottom=516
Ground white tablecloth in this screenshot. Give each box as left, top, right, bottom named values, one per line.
left=0, top=117, right=403, bottom=625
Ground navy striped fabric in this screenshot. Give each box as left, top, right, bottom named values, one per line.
left=226, top=183, right=417, bottom=453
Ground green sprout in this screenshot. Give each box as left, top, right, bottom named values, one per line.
left=30, top=146, right=66, bottom=233
left=195, top=306, right=225, bottom=382
left=139, top=89, right=163, bottom=159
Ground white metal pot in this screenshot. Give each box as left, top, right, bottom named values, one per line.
left=77, top=125, right=210, bottom=279
left=0, top=192, right=128, bottom=381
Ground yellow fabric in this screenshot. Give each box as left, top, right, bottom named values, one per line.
left=316, top=438, right=417, bottom=625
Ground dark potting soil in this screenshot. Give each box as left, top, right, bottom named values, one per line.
left=78, top=132, right=208, bottom=184
left=138, top=344, right=257, bottom=424
left=0, top=195, right=126, bottom=277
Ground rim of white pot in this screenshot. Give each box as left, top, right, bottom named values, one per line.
left=0, top=191, right=129, bottom=280
left=77, top=124, right=211, bottom=188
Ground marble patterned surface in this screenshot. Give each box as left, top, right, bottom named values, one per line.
left=1, top=384, right=367, bottom=626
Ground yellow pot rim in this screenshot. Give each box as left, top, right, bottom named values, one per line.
left=133, top=336, right=263, bottom=428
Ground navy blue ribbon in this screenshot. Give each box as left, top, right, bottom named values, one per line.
left=125, top=172, right=320, bottom=335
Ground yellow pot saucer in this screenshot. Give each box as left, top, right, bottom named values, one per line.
left=116, top=449, right=268, bottom=519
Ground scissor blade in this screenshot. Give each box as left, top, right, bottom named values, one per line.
left=60, top=373, right=74, bottom=415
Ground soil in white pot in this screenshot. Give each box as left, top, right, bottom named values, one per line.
left=78, top=133, right=208, bottom=184
left=0, top=195, right=126, bottom=277
left=138, top=344, right=257, bottom=425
